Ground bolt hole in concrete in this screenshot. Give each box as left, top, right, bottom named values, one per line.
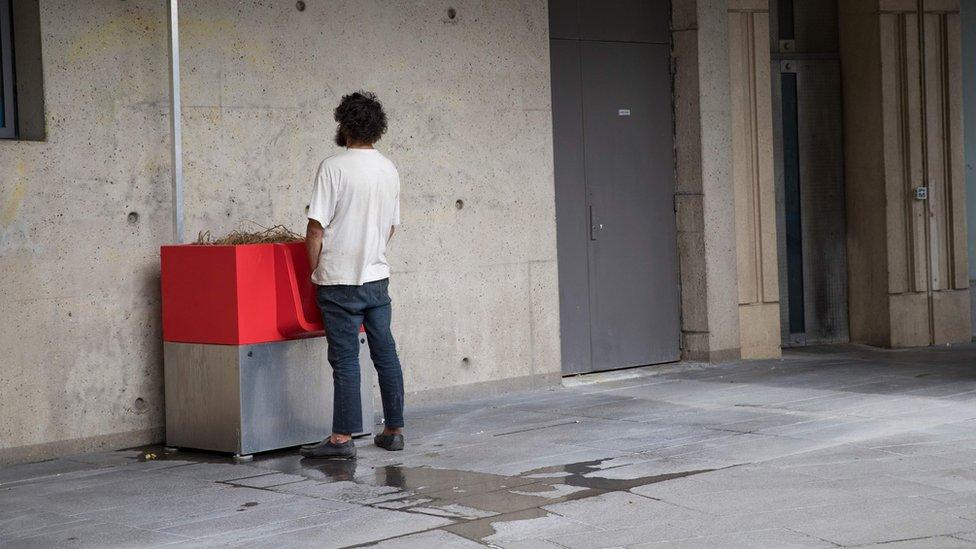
left=455, top=199, right=464, bottom=210
left=132, top=397, right=148, bottom=414
left=447, top=7, right=457, bottom=19
left=461, top=356, right=471, bottom=366
left=127, top=211, right=139, bottom=224
left=295, top=0, right=305, bottom=12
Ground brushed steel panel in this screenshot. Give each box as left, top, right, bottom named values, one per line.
left=239, top=337, right=375, bottom=455
left=164, top=337, right=375, bottom=455
left=163, top=342, right=241, bottom=453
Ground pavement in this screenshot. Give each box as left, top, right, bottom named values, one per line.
left=3, top=344, right=976, bottom=548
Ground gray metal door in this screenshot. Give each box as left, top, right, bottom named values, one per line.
left=583, top=42, right=679, bottom=371
left=550, top=0, right=679, bottom=375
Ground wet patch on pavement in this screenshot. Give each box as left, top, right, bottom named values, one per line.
left=126, top=444, right=725, bottom=544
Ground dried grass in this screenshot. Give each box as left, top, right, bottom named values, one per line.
left=195, top=223, right=303, bottom=245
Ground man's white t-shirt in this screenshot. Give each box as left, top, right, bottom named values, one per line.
left=307, top=148, right=401, bottom=286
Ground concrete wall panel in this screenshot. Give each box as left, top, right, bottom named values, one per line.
left=0, top=0, right=558, bottom=463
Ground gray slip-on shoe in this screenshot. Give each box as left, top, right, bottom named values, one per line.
left=300, top=438, right=357, bottom=459
left=373, top=433, right=404, bottom=451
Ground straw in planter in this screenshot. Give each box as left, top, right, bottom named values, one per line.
left=195, top=223, right=303, bottom=245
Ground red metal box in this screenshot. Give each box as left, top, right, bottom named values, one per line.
left=161, top=242, right=325, bottom=345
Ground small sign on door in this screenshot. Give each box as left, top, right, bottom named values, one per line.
left=618, top=108, right=631, bottom=116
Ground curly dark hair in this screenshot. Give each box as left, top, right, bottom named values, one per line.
left=334, top=91, right=387, bottom=147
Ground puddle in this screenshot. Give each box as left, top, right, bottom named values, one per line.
left=438, top=459, right=723, bottom=543
left=128, top=444, right=724, bottom=544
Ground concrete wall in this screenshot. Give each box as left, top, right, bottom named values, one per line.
left=0, top=0, right=558, bottom=464
left=965, top=0, right=976, bottom=336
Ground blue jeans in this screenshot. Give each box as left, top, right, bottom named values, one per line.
left=316, top=278, right=404, bottom=434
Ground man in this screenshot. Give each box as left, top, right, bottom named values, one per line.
left=301, top=91, right=404, bottom=459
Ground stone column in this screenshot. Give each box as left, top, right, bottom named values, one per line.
left=962, top=0, right=976, bottom=336
left=728, top=0, right=782, bottom=358
left=839, top=0, right=971, bottom=346
left=672, top=0, right=743, bottom=362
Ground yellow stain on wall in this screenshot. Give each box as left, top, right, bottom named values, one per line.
left=2, top=182, right=27, bottom=226
left=68, top=13, right=269, bottom=77
left=181, top=17, right=269, bottom=67
left=67, top=15, right=159, bottom=63
left=180, top=18, right=236, bottom=44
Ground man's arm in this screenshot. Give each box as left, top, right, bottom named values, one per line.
left=306, top=219, right=324, bottom=273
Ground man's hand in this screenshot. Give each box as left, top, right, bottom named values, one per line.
left=306, top=219, right=324, bottom=273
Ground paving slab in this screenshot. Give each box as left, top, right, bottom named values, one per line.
left=0, top=467, right=150, bottom=499
left=369, top=529, right=484, bottom=548
left=669, top=484, right=863, bottom=516
left=789, top=508, right=976, bottom=547
left=223, top=472, right=308, bottom=488
left=472, top=511, right=596, bottom=544
left=219, top=506, right=452, bottom=548
left=809, top=474, right=952, bottom=499
left=630, top=465, right=822, bottom=499
left=856, top=536, right=976, bottom=548
left=0, top=510, right=86, bottom=539
left=774, top=453, right=965, bottom=481
left=952, top=531, right=976, bottom=543
left=897, top=468, right=976, bottom=493
left=631, top=527, right=834, bottom=548
left=545, top=522, right=696, bottom=548
left=157, top=462, right=271, bottom=482
left=0, top=520, right=189, bottom=548
left=0, top=459, right=97, bottom=486
left=6, top=474, right=224, bottom=516
left=63, top=450, right=146, bottom=467
left=153, top=497, right=353, bottom=539
left=543, top=491, right=709, bottom=529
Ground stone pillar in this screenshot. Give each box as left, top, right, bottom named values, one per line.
left=839, top=0, right=971, bottom=346
left=673, top=0, right=743, bottom=362
left=728, top=0, right=782, bottom=358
